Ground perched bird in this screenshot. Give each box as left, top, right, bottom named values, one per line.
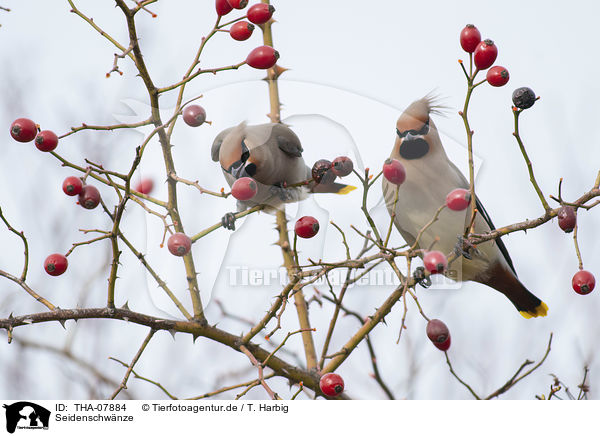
left=212, top=122, right=354, bottom=229
left=382, top=96, right=548, bottom=318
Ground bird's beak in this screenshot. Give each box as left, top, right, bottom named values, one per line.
left=231, top=162, right=246, bottom=178
left=404, top=132, right=417, bottom=142
left=230, top=161, right=257, bottom=179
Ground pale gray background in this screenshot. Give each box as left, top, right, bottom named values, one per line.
left=0, top=0, right=598, bottom=399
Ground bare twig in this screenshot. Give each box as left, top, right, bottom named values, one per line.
left=239, top=345, right=280, bottom=400
left=109, top=328, right=156, bottom=399
left=512, top=108, right=551, bottom=212
left=484, top=333, right=553, bottom=400
left=110, top=356, right=177, bottom=399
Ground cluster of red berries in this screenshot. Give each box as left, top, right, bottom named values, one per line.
left=312, top=156, right=354, bottom=184
left=63, top=176, right=102, bottom=210
left=460, top=24, right=509, bottom=87
left=215, top=0, right=279, bottom=70
left=10, top=118, right=59, bottom=152
left=555, top=205, right=595, bottom=295
left=43, top=177, right=103, bottom=276
left=10, top=117, right=160, bottom=275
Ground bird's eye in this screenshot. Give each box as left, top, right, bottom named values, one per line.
left=417, top=119, right=430, bottom=135
left=396, top=119, right=430, bottom=139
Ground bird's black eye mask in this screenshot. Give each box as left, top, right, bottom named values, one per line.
left=226, top=139, right=251, bottom=174
left=397, top=119, right=430, bottom=160
left=396, top=118, right=430, bottom=139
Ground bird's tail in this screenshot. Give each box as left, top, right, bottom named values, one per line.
left=480, top=261, right=548, bottom=319
left=310, top=183, right=356, bottom=195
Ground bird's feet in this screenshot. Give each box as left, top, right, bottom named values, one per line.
left=413, top=266, right=432, bottom=288
left=221, top=212, right=236, bottom=231
left=454, top=236, right=477, bottom=260
left=269, top=184, right=293, bottom=201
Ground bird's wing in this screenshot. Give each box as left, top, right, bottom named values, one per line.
left=446, top=160, right=516, bottom=274
left=475, top=195, right=516, bottom=275
left=272, top=124, right=303, bottom=158
left=211, top=126, right=236, bottom=162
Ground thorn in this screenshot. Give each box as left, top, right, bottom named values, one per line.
left=192, top=333, right=200, bottom=343
left=271, top=64, right=289, bottom=79
left=121, top=301, right=130, bottom=310
left=58, top=320, right=67, bottom=329
left=168, top=329, right=176, bottom=339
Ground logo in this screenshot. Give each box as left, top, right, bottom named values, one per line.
left=3, top=402, right=50, bottom=433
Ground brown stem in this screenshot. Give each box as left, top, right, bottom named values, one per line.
left=0, top=307, right=322, bottom=393
left=239, top=345, right=280, bottom=400
left=512, top=109, right=551, bottom=211
left=114, top=0, right=204, bottom=321
left=109, top=329, right=156, bottom=399
left=257, top=0, right=318, bottom=373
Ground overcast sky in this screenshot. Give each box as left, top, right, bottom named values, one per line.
left=0, top=1, right=599, bottom=400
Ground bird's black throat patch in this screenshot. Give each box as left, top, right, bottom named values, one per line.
left=399, top=138, right=429, bottom=159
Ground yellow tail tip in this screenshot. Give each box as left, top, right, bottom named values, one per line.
left=337, top=185, right=357, bottom=195
left=519, top=301, right=549, bottom=319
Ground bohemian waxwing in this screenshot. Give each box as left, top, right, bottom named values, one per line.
left=382, top=96, right=548, bottom=318
left=212, top=122, right=354, bottom=229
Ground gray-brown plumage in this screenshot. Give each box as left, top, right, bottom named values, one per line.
left=382, top=96, right=547, bottom=318
left=212, top=122, right=354, bottom=229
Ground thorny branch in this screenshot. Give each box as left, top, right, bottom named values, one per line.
left=1, top=2, right=598, bottom=401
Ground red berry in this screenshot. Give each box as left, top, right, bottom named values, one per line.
left=331, top=156, right=354, bottom=177
left=62, top=176, right=83, bottom=196
left=426, top=319, right=451, bottom=351
left=10, top=118, right=37, bottom=143
left=473, top=39, right=498, bottom=70
left=557, top=205, right=576, bottom=233
left=231, top=177, right=258, bottom=201
left=230, top=21, right=254, bottom=41
left=215, top=0, right=233, bottom=16
left=445, top=188, right=471, bottom=211
left=486, top=66, right=510, bottom=87
left=572, top=270, right=595, bottom=295
left=167, top=232, right=192, bottom=257
left=246, top=45, right=279, bottom=69
left=135, top=178, right=154, bottom=195
left=226, top=0, right=247, bottom=9
left=294, top=216, right=320, bottom=239
left=311, top=159, right=336, bottom=184
left=182, top=105, right=207, bottom=127
left=319, top=373, right=344, bottom=397
left=78, top=185, right=101, bottom=209
left=460, top=24, right=481, bottom=53
left=383, top=158, right=406, bottom=185
left=44, top=253, right=68, bottom=276
left=247, top=3, right=275, bottom=24
left=34, top=130, right=59, bottom=152
left=423, top=251, right=447, bottom=274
